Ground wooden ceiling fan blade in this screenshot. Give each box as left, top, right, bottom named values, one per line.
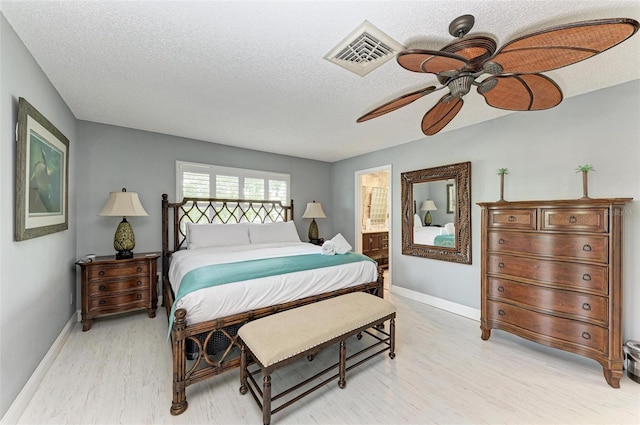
left=493, top=18, right=639, bottom=73
left=357, top=86, right=437, bottom=123
left=397, top=49, right=469, bottom=74
left=479, top=74, right=563, bottom=111
left=421, top=95, right=463, bottom=136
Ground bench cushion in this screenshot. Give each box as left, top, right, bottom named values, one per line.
left=238, top=292, right=395, bottom=367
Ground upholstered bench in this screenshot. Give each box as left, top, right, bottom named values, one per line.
left=238, top=292, right=396, bottom=425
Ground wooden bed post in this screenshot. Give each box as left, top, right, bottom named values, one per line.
left=170, top=308, right=188, bottom=416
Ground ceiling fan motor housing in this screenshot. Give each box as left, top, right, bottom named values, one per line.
left=448, top=75, right=474, bottom=97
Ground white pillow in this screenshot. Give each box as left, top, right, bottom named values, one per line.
left=414, top=214, right=422, bottom=227
left=444, top=222, right=455, bottom=235
left=249, top=221, right=301, bottom=244
left=187, top=223, right=250, bottom=249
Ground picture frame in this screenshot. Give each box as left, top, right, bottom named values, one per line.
left=446, top=183, right=455, bottom=214
left=15, top=97, right=69, bottom=241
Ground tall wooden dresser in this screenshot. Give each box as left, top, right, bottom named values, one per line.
left=477, top=198, right=632, bottom=387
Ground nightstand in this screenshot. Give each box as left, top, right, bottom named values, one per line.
left=309, top=238, right=325, bottom=246
left=76, top=252, right=160, bottom=331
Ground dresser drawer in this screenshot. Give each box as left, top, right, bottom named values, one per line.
left=487, top=209, right=536, bottom=229
left=488, top=232, right=608, bottom=263
left=487, top=254, right=608, bottom=294
left=88, top=291, right=149, bottom=310
left=487, top=277, right=607, bottom=325
left=88, top=262, right=149, bottom=280
left=87, top=277, right=149, bottom=296
left=487, top=301, right=606, bottom=352
left=541, top=208, right=608, bottom=233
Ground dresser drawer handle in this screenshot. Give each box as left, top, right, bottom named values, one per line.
left=508, top=216, right=516, bottom=222
left=498, top=309, right=505, bottom=316
left=98, top=285, right=106, bottom=291
left=99, top=300, right=106, bottom=306
left=136, top=294, right=142, bottom=300
left=582, top=303, right=591, bottom=311
left=497, top=286, right=505, bottom=292
left=498, top=238, right=505, bottom=244
left=582, top=274, right=592, bottom=281
left=581, top=331, right=591, bottom=340
left=136, top=280, right=142, bottom=286
left=582, top=244, right=592, bottom=252
left=98, top=271, right=105, bottom=277
left=568, top=216, right=577, bottom=224
left=136, top=267, right=143, bottom=272
left=498, top=262, right=505, bottom=268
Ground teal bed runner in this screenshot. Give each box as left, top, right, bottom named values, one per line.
left=168, top=252, right=375, bottom=334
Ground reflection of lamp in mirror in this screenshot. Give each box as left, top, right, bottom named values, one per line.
left=302, top=200, right=326, bottom=242
left=420, top=200, right=437, bottom=226
left=99, top=188, right=148, bottom=259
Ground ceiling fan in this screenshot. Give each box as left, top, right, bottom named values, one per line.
left=356, top=15, right=639, bottom=136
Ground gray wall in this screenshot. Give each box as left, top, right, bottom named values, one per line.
left=332, top=79, right=640, bottom=341
left=1, top=15, right=77, bottom=416
left=75, top=122, right=333, bottom=270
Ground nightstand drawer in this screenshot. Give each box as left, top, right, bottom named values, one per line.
left=89, top=292, right=149, bottom=310
left=87, top=277, right=149, bottom=296
left=88, top=262, right=149, bottom=280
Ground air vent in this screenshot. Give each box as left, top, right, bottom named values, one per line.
left=324, top=21, right=405, bottom=77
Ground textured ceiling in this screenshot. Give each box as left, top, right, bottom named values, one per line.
left=2, top=1, right=639, bottom=162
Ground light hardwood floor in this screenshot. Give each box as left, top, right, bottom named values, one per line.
left=17, top=291, right=640, bottom=425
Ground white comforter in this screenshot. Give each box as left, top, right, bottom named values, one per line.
left=168, top=242, right=378, bottom=325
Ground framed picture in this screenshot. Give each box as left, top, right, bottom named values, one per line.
left=15, top=97, right=69, bottom=241
left=447, top=183, right=455, bottom=214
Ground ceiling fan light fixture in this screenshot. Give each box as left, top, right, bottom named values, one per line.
left=448, top=75, right=474, bottom=97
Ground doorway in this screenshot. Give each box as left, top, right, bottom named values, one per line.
left=355, top=165, right=391, bottom=290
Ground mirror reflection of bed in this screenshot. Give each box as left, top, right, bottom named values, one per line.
left=412, top=179, right=456, bottom=248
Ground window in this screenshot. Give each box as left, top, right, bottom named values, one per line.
left=177, top=161, right=290, bottom=204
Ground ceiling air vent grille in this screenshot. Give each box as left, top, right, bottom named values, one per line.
left=324, top=21, right=405, bottom=77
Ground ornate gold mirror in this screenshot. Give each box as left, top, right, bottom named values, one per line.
left=401, top=161, right=471, bottom=264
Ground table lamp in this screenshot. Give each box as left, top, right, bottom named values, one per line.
left=302, top=200, right=326, bottom=242
left=99, top=188, right=148, bottom=259
left=420, top=199, right=437, bottom=226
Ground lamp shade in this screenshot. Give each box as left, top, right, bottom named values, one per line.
left=302, top=201, right=327, bottom=219
left=99, top=188, right=148, bottom=217
left=419, top=200, right=437, bottom=211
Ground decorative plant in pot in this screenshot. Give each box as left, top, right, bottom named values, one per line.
left=576, top=164, right=595, bottom=199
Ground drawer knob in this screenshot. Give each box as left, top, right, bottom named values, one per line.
left=581, top=331, right=591, bottom=340
left=98, top=285, right=106, bottom=291
left=136, top=294, right=142, bottom=300
left=582, top=244, right=592, bottom=252
left=136, top=267, right=142, bottom=272
left=136, top=280, right=142, bottom=286
left=568, top=216, right=577, bottom=224
left=498, top=238, right=505, bottom=245
left=497, top=286, right=505, bottom=293
left=582, top=303, right=591, bottom=311
left=582, top=273, right=592, bottom=281
left=498, top=309, right=505, bottom=316
left=498, top=262, right=505, bottom=268
left=99, top=300, right=106, bottom=306
left=508, top=216, right=516, bottom=222
left=98, top=271, right=105, bottom=277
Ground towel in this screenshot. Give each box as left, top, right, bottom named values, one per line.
left=331, top=233, right=352, bottom=254
left=321, top=240, right=336, bottom=255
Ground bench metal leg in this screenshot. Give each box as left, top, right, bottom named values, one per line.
left=338, top=340, right=346, bottom=388
left=389, top=318, right=396, bottom=359
left=239, top=343, right=248, bottom=395
left=263, top=374, right=272, bottom=425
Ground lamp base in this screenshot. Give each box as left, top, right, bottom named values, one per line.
left=308, top=219, right=319, bottom=241
left=116, top=250, right=134, bottom=260
left=424, top=211, right=432, bottom=226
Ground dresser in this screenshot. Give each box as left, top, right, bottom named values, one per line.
left=76, top=252, right=160, bottom=331
left=362, top=231, right=389, bottom=269
left=477, top=198, right=631, bottom=387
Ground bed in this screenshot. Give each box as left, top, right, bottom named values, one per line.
left=161, top=195, right=383, bottom=415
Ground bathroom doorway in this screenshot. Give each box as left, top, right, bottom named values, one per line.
left=355, top=165, right=391, bottom=290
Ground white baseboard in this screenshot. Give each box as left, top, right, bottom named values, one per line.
left=1, top=313, right=76, bottom=425
left=391, top=285, right=480, bottom=321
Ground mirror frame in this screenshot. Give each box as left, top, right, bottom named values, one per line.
left=401, top=161, right=471, bottom=264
